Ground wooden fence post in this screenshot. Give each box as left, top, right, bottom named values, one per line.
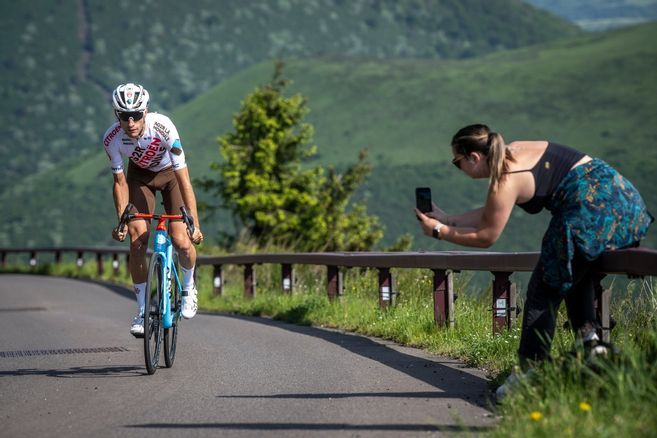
left=96, top=253, right=104, bottom=276
left=282, top=263, right=294, bottom=294
left=433, top=269, right=454, bottom=327
left=492, top=271, right=513, bottom=335
left=593, top=273, right=611, bottom=343
left=112, top=253, right=120, bottom=277
left=243, top=264, right=255, bottom=299
left=326, top=265, right=342, bottom=300
left=378, top=268, right=393, bottom=308
left=213, top=265, right=223, bottom=296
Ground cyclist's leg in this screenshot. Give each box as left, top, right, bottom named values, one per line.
left=160, top=168, right=196, bottom=273
left=126, top=165, right=156, bottom=334
left=161, top=169, right=198, bottom=318
left=127, top=165, right=156, bottom=284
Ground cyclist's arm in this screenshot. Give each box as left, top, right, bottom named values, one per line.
left=112, top=172, right=130, bottom=220
left=173, top=167, right=200, bottom=230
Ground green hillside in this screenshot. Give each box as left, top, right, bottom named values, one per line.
left=0, top=0, right=580, bottom=190
left=1, top=22, right=655, bottom=250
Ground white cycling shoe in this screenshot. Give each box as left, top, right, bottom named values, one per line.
left=130, top=311, right=144, bottom=338
left=181, top=285, right=198, bottom=319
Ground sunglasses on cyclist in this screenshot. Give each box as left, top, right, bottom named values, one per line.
left=116, top=110, right=145, bottom=122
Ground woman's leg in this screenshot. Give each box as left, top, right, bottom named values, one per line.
left=564, top=254, right=598, bottom=340
left=517, top=261, right=564, bottom=369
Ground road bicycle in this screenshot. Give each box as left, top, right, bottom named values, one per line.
left=117, top=203, right=195, bottom=375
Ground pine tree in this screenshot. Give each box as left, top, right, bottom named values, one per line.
left=198, top=61, right=383, bottom=251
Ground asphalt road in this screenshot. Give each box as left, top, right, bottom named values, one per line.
left=0, top=274, right=497, bottom=437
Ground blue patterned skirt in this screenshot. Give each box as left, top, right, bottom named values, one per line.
left=540, top=158, right=653, bottom=294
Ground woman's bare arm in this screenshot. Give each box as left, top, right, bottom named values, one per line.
left=428, top=204, right=485, bottom=228
left=418, top=181, right=519, bottom=248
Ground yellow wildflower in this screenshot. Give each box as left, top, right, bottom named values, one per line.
left=579, top=402, right=592, bottom=412
left=530, top=411, right=543, bottom=421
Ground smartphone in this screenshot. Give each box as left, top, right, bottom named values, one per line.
left=415, top=187, right=432, bottom=213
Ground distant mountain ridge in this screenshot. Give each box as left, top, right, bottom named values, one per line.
left=0, top=0, right=580, bottom=190
left=526, top=0, right=657, bottom=30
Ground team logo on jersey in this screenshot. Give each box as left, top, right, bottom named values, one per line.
left=132, top=138, right=165, bottom=168
left=153, top=122, right=170, bottom=141
left=103, top=125, right=121, bottom=147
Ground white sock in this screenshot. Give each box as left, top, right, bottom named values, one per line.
left=134, top=282, right=146, bottom=310
left=181, top=266, right=195, bottom=290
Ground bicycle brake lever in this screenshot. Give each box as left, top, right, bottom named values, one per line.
left=118, top=203, right=135, bottom=233
left=180, top=206, right=195, bottom=237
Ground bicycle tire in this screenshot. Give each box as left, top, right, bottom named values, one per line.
left=164, top=257, right=180, bottom=368
left=144, top=253, right=164, bottom=375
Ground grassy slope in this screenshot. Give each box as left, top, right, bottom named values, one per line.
left=1, top=22, right=655, bottom=249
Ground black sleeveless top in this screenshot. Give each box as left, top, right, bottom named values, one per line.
left=507, top=142, right=585, bottom=214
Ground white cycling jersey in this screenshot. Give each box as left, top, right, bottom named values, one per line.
left=102, top=112, right=187, bottom=174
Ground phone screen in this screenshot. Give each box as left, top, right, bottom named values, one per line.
left=415, top=187, right=432, bottom=213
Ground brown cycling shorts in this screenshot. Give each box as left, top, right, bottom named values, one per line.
left=127, top=162, right=184, bottom=218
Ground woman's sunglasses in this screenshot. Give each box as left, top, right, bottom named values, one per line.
left=116, top=110, right=145, bottom=122
left=451, top=155, right=466, bottom=169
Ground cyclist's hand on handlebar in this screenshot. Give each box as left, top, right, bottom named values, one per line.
left=189, top=227, right=203, bottom=245
left=112, top=226, right=127, bottom=242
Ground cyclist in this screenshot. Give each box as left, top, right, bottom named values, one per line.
left=103, top=83, right=204, bottom=337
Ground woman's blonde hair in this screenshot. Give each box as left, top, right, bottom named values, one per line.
left=451, top=124, right=515, bottom=191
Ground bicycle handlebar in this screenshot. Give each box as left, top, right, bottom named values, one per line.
left=117, top=203, right=195, bottom=237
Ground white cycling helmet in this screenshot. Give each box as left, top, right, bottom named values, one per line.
left=112, top=83, right=149, bottom=112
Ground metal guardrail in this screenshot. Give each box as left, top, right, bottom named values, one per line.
left=2, top=246, right=656, bottom=340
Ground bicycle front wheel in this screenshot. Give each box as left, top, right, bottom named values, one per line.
left=164, top=258, right=180, bottom=368
left=144, top=253, right=164, bottom=375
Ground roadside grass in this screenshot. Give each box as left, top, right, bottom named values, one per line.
left=3, top=261, right=655, bottom=435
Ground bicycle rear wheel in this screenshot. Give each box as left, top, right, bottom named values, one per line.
left=164, top=258, right=180, bottom=368
left=144, top=253, right=164, bottom=375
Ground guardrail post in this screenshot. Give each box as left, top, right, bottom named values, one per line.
left=510, top=282, right=517, bottom=329
left=243, top=264, right=255, bottom=299
left=282, top=263, right=293, bottom=294
left=96, top=253, right=104, bottom=276
left=76, top=251, right=84, bottom=269
left=54, top=251, right=62, bottom=265
left=593, top=273, right=611, bottom=343
left=433, top=269, right=454, bottom=327
left=326, top=265, right=342, bottom=300
left=212, top=265, right=223, bottom=296
left=378, top=268, right=393, bottom=308
left=29, top=251, right=37, bottom=268
left=492, top=271, right=513, bottom=335
left=112, top=253, right=120, bottom=276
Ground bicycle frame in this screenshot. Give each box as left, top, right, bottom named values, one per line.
left=117, top=203, right=194, bottom=374
left=135, top=213, right=183, bottom=330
